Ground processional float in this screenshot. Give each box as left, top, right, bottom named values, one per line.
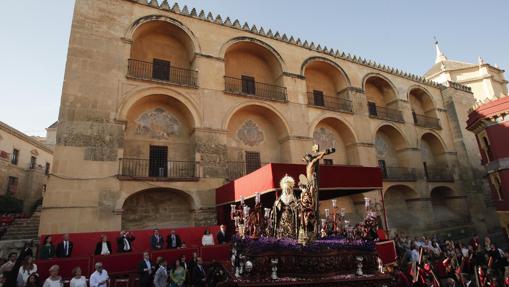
left=226, top=145, right=392, bottom=285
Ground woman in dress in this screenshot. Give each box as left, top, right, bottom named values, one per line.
left=42, top=265, right=63, bottom=287
left=170, top=259, right=186, bottom=287
left=39, top=236, right=55, bottom=260
left=17, top=255, right=38, bottom=287
left=24, top=273, right=41, bottom=287
left=201, top=229, right=214, bottom=246
left=70, top=266, right=87, bottom=287
left=153, top=259, right=168, bottom=287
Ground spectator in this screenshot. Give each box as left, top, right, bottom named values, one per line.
left=20, top=241, right=34, bottom=261
left=0, top=253, right=17, bottom=273
left=42, top=265, right=62, bottom=287
left=17, top=256, right=37, bottom=287
left=70, top=267, right=87, bottom=287
left=24, top=273, right=41, bottom=287
left=150, top=229, right=164, bottom=250
left=117, top=231, right=135, bottom=253
left=191, top=257, right=206, bottom=287
left=95, top=234, right=112, bottom=256
left=179, top=255, right=188, bottom=270
left=201, top=229, right=214, bottom=246
left=188, top=252, right=198, bottom=272
left=138, top=251, right=154, bottom=287
left=90, top=262, right=109, bottom=287
left=216, top=225, right=228, bottom=244
left=153, top=258, right=168, bottom=287
left=39, top=236, right=55, bottom=260
left=56, top=233, right=74, bottom=258
left=166, top=230, right=181, bottom=249
left=170, top=259, right=186, bottom=287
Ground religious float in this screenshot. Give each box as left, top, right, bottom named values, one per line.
left=215, top=145, right=396, bottom=286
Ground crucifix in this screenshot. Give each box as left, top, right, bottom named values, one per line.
left=303, top=144, right=335, bottom=238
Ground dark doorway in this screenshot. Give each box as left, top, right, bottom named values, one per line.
left=241, top=75, right=256, bottom=95
left=149, top=145, right=168, bottom=177
left=152, top=59, right=171, bottom=81
left=245, top=151, right=261, bottom=174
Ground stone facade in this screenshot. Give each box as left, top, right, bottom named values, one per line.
left=41, top=0, right=501, bottom=240
left=0, top=122, right=53, bottom=213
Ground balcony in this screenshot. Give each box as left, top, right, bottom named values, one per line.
left=224, top=76, right=287, bottom=102
left=413, top=113, right=441, bottom=129
left=425, top=166, right=454, bottom=182
left=381, top=167, right=417, bottom=182
left=368, top=105, right=404, bottom=123
left=127, top=59, right=198, bottom=88
left=119, top=158, right=198, bottom=180
left=307, top=92, right=353, bottom=113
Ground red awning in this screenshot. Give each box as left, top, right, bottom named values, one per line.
left=216, top=163, right=382, bottom=206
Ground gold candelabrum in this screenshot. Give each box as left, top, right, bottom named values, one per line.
left=322, top=199, right=348, bottom=237
left=320, top=197, right=381, bottom=239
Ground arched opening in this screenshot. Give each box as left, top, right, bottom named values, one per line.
left=409, top=88, right=440, bottom=129
left=120, top=94, right=197, bottom=179
left=312, top=117, right=357, bottom=165
left=224, top=40, right=286, bottom=101
left=129, top=20, right=197, bottom=86
left=420, top=133, right=453, bottom=181
left=364, top=75, right=403, bottom=122
left=384, top=185, right=419, bottom=232
left=375, top=125, right=415, bottom=181
left=430, top=186, right=469, bottom=225
left=122, top=188, right=194, bottom=230
left=225, top=105, right=290, bottom=179
left=304, top=60, right=352, bottom=112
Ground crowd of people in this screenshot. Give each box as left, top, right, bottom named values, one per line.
left=34, top=225, right=229, bottom=259
left=390, top=233, right=509, bottom=287
left=0, top=225, right=230, bottom=287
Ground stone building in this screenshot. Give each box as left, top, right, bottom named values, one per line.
left=0, top=121, right=53, bottom=213
left=41, top=0, right=502, bottom=239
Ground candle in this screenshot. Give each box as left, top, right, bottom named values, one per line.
left=231, top=204, right=236, bottom=214
left=332, top=199, right=337, bottom=208
left=255, top=192, right=261, bottom=204
left=243, top=206, right=250, bottom=217
left=264, top=208, right=271, bottom=218
left=240, top=195, right=245, bottom=205
left=364, top=197, right=370, bottom=208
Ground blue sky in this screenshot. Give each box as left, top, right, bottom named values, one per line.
left=1, top=0, right=507, bottom=136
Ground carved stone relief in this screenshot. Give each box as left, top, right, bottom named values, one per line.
left=313, top=127, right=336, bottom=149
left=135, top=108, right=180, bottom=139
left=237, top=120, right=264, bottom=147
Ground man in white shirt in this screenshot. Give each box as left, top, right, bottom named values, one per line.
left=95, top=235, right=112, bottom=255
left=90, top=262, right=109, bottom=287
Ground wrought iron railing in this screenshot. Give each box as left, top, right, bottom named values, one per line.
left=368, top=105, right=404, bottom=122
left=425, top=166, right=454, bottom=182
left=413, top=113, right=441, bottom=129
left=127, top=59, right=198, bottom=87
left=381, top=167, right=417, bottom=182
left=307, top=92, right=353, bottom=113
left=224, top=76, right=287, bottom=101
left=119, top=158, right=197, bottom=179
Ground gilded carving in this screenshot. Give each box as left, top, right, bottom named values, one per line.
left=135, top=108, right=180, bottom=139
left=237, top=120, right=264, bottom=147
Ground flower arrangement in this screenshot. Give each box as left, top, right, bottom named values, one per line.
left=233, top=235, right=375, bottom=254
